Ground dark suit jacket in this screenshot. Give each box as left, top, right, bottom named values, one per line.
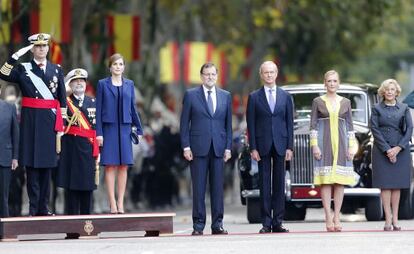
left=0, top=100, right=19, bottom=167
left=246, top=86, right=294, bottom=156
left=180, top=86, right=232, bottom=157
left=95, top=77, right=143, bottom=137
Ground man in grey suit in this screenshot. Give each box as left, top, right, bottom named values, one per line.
left=0, top=86, right=19, bottom=217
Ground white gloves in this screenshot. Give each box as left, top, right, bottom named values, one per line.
left=12, top=45, right=34, bottom=60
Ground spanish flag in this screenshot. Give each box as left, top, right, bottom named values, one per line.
left=210, top=45, right=228, bottom=87
left=107, top=15, right=140, bottom=62
left=160, top=42, right=179, bottom=84
left=0, top=0, right=12, bottom=44
left=0, top=0, right=21, bottom=44
left=30, top=0, right=71, bottom=43
left=227, top=46, right=251, bottom=80
left=183, top=42, right=210, bottom=85
left=50, top=40, right=63, bottom=64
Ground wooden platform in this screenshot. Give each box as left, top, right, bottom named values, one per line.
left=0, top=212, right=175, bottom=240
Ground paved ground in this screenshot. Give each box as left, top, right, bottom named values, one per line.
left=1, top=203, right=414, bottom=254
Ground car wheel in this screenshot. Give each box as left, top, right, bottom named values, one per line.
left=246, top=197, right=261, bottom=224
left=365, top=196, right=383, bottom=221
left=284, top=202, right=306, bottom=221
left=399, top=188, right=414, bottom=219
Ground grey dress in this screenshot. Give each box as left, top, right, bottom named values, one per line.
left=371, top=101, right=413, bottom=189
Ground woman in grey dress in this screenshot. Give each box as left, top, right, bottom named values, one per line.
left=371, top=79, right=413, bottom=231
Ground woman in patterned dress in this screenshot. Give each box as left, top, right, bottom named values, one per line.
left=310, top=70, right=357, bottom=232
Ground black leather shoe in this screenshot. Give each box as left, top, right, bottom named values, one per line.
left=191, top=230, right=203, bottom=236
left=259, top=226, right=272, bottom=233
left=212, top=227, right=228, bottom=235
left=272, top=225, right=289, bottom=233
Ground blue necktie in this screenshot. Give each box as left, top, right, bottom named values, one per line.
left=268, top=89, right=275, bottom=113
left=207, top=90, right=214, bottom=115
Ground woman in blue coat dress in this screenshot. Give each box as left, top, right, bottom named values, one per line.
left=96, top=53, right=143, bottom=214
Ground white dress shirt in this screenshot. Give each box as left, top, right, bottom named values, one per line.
left=203, top=85, right=217, bottom=113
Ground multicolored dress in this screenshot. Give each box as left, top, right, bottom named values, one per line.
left=310, top=95, right=357, bottom=185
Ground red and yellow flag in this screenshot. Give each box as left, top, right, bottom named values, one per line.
left=0, top=0, right=12, bottom=44
left=107, top=15, right=140, bottom=62
left=50, top=40, right=63, bottom=64
left=30, top=0, right=71, bottom=43
left=160, top=42, right=179, bottom=84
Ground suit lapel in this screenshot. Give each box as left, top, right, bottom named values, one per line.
left=259, top=87, right=272, bottom=114
left=197, top=85, right=212, bottom=117
left=106, top=77, right=117, bottom=96
left=273, top=87, right=284, bottom=114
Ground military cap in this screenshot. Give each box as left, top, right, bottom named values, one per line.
left=65, top=68, right=88, bottom=88
left=28, top=33, right=51, bottom=45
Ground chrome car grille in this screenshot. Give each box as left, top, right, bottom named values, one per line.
left=291, top=134, right=313, bottom=184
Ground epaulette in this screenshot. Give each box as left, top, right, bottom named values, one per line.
left=0, top=62, right=13, bottom=76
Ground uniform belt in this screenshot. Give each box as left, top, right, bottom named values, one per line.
left=21, top=97, right=64, bottom=132
left=65, top=126, right=99, bottom=157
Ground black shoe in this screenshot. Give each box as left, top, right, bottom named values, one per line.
left=259, top=226, right=272, bottom=233
left=212, top=227, right=228, bottom=235
left=272, top=225, right=289, bottom=233
left=191, top=230, right=203, bottom=236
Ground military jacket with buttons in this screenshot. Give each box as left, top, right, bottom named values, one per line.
left=0, top=58, right=66, bottom=168
left=370, top=101, right=413, bottom=153
left=57, top=95, right=97, bottom=191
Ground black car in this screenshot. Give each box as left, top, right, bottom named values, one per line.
left=238, top=83, right=414, bottom=223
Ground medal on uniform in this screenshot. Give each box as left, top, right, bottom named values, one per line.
left=53, top=76, right=58, bottom=83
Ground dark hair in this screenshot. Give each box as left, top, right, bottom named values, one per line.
left=200, top=62, right=218, bottom=74
left=108, top=53, right=125, bottom=68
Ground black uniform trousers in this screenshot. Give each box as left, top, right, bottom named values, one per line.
left=0, top=166, right=11, bottom=217
left=65, top=190, right=93, bottom=215
left=26, top=167, right=52, bottom=216
left=190, top=143, right=224, bottom=232
left=258, top=145, right=286, bottom=228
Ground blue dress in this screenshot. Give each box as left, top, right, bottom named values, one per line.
left=96, top=77, right=143, bottom=166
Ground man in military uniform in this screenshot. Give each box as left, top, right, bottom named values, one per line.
left=0, top=33, right=66, bottom=216
left=57, top=68, right=98, bottom=215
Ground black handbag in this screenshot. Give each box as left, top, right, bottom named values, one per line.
left=130, top=127, right=140, bottom=145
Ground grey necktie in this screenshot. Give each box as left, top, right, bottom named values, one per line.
left=268, top=89, right=275, bottom=113
left=207, top=90, right=214, bottom=115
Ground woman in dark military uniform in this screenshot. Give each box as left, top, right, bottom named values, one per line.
left=57, top=69, right=98, bottom=215
left=0, top=33, right=66, bottom=216
left=371, top=79, right=413, bottom=231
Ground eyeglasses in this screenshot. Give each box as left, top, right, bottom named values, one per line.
left=202, top=73, right=217, bottom=77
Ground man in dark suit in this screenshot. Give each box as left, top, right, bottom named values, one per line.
left=0, top=33, right=66, bottom=216
left=180, top=62, right=232, bottom=235
left=0, top=87, right=19, bottom=217
left=246, top=61, right=294, bottom=233
left=57, top=68, right=98, bottom=215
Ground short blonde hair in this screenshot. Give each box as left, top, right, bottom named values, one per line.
left=324, top=70, right=340, bottom=82
left=378, top=79, right=401, bottom=99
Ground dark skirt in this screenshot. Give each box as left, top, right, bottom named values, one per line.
left=372, top=144, right=412, bottom=189
left=100, top=122, right=133, bottom=166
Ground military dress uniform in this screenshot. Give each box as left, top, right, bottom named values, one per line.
left=0, top=33, right=66, bottom=216
left=57, top=90, right=98, bottom=215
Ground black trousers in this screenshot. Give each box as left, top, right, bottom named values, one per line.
left=26, top=167, right=52, bottom=216
left=0, top=166, right=11, bottom=217
left=258, top=145, right=286, bottom=228
left=65, top=189, right=93, bottom=215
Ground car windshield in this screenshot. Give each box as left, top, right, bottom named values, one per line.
left=290, top=91, right=367, bottom=124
